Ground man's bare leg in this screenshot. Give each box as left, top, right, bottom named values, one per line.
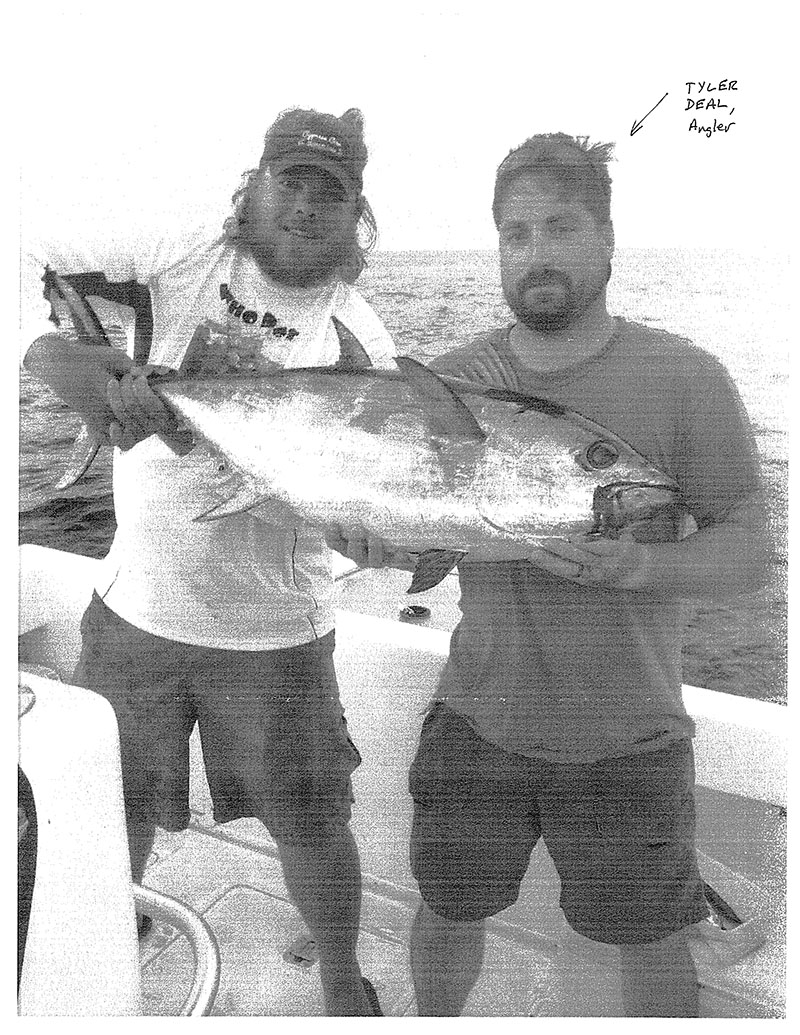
left=410, top=900, right=486, bottom=1016
left=128, top=819, right=157, bottom=885
left=127, top=818, right=157, bottom=937
left=276, top=825, right=373, bottom=1016
left=618, top=929, right=699, bottom=1016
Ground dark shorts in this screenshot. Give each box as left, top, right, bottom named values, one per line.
left=409, top=704, right=708, bottom=944
left=73, top=593, right=361, bottom=841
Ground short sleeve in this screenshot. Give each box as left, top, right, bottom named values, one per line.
left=676, top=354, right=763, bottom=526
left=19, top=223, right=221, bottom=365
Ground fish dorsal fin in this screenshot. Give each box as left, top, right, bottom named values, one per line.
left=394, top=356, right=486, bottom=443
left=332, top=317, right=373, bottom=371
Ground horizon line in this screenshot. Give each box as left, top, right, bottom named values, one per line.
left=370, top=243, right=782, bottom=254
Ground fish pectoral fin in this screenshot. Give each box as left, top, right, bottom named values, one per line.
left=407, top=549, right=466, bottom=594
left=193, top=477, right=272, bottom=522
left=394, top=356, right=486, bottom=444
left=54, top=423, right=103, bottom=490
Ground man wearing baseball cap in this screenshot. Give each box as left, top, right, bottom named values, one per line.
left=23, top=107, right=395, bottom=1015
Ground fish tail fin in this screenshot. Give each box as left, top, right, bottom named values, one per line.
left=408, top=549, right=465, bottom=594
left=44, top=269, right=111, bottom=346
left=53, top=423, right=102, bottom=490
left=42, top=268, right=113, bottom=489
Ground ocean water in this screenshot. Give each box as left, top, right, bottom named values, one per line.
left=19, top=248, right=788, bottom=704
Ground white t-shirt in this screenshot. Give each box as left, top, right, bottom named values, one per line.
left=23, top=229, right=396, bottom=649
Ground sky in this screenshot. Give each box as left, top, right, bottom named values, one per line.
left=12, top=0, right=795, bottom=252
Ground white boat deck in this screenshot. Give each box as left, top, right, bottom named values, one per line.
left=18, top=546, right=786, bottom=1017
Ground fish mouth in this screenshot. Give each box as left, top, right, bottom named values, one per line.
left=590, top=482, right=681, bottom=536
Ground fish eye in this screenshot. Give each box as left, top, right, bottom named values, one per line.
left=582, top=440, right=620, bottom=470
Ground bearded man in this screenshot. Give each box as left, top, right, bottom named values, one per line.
left=330, top=133, right=767, bottom=1017
left=23, top=107, right=394, bottom=1017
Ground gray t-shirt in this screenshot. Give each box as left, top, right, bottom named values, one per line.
left=431, top=318, right=763, bottom=763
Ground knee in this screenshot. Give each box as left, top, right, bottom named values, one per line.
left=618, top=928, right=691, bottom=961
left=275, top=824, right=353, bottom=855
left=416, top=899, right=483, bottom=936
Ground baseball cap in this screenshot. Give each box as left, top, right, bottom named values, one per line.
left=259, top=108, right=368, bottom=195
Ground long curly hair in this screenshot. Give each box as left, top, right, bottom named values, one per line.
left=222, top=166, right=378, bottom=284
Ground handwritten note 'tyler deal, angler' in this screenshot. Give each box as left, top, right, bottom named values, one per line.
left=686, top=79, right=738, bottom=137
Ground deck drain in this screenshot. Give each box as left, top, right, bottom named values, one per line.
left=283, top=934, right=319, bottom=969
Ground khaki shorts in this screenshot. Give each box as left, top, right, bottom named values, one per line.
left=74, top=593, right=361, bottom=840
left=409, top=704, right=708, bottom=944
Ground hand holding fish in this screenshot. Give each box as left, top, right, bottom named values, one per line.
left=529, top=531, right=651, bottom=591
left=325, top=524, right=417, bottom=571
left=24, top=337, right=135, bottom=444
left=107, top=368, right=191, bottom=452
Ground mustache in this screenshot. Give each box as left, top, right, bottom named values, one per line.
left=516, top=268, right=571, bottom=294
left=284, top=217, right=322, bottom=236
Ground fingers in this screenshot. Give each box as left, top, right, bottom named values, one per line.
left=530, top=536, right=650, bottom=589
left=324, top=524, right=406, bottom=569
left=106, top=369, right=179, bottom=451
left=564, top=528, right=637, bottom=554
left=107, top=374, right=147, bottom=444
left=68, top=342, right=135, bottom=376
left=324, top=524, right=371, bottom=564
left=324, top=525, right=353, bottom=557
left=528, top=543, right=586, bottom=582
left=108, top=419, right=137, bottom=452
left=131, top=374, right=172, bottom=425
left=345, top=530, right=385, bottom=568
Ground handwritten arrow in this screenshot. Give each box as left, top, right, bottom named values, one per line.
left=630, top=92, right=669, bottom=136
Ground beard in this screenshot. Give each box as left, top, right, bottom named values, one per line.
left=246, top=230, right=352, bottom=288
left=237, top=195, right=357, bottom=288
left=505, top=263, right=611, bottom=332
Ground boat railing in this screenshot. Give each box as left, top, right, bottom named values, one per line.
left=132, top=884, right=221, bottom=1016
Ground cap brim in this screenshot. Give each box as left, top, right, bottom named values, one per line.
left=269, top=155, right=359, bottom=195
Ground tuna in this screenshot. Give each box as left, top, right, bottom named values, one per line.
left=40, top=271, right=681, bottom=592
left=153, top=359, right=682, bottom=591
